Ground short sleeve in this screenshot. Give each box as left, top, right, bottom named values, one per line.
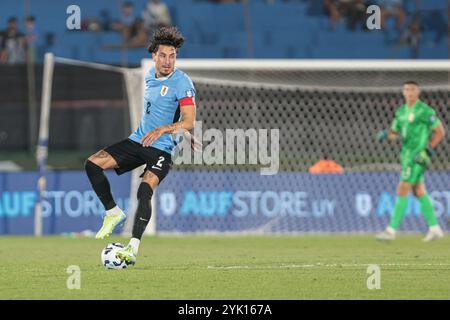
left=427, top=110, right=441, bottom=130
left=390, top=110, right=400, bottom=133
left=176, top=75, right=196, bottom=101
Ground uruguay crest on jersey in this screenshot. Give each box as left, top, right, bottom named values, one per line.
left=160, top=85, right=169, bottom=96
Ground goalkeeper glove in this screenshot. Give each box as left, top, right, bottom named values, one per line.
left=425, top=146, right=435, bottom=157
left=376, top=129, right=388, bottom=142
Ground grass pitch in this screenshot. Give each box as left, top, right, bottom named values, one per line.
left=1, top=235, right=450, bottom=300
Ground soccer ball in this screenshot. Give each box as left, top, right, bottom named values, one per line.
left=101, top=243, right=131, bottom=270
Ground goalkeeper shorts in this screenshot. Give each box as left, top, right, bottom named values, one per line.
left=400, top=156, right=426, bottom=184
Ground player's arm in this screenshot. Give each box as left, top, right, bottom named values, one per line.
left=141, top=100, right=196, bottom=147
left=377, top=125, right=399, bottom=142
left=427, top=122, right=445, bottom=155
left=377, top=108, right=401, bottom=143
left=414, top=115, right=445, bottom=166
left=387, top=129, right=399, bottom=141
left=162, top=103, right=196, bottom=134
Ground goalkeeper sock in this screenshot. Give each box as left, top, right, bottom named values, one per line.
left=389, top=196, right=408, bottom=230
left=132, top=182, right=153, bottom=240
left=418, top=194, right=438, bottom=227
left=84, top=160, right=116, bottom=210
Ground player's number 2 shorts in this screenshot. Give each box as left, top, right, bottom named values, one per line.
left=104, top=138, right=172, bottom=183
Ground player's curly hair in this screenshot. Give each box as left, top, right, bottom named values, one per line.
left=147, top=26, right=185, bottom=53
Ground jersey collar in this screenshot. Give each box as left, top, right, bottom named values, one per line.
left=405, top=99, right=421, bottom=109
left=153, top=68, right=177, bottom=81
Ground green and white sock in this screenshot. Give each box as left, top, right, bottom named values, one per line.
left=389, top=196, right=408, bottom=230
left=418, top=194, right=438, bottom=227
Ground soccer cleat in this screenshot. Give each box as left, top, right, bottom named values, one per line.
left=422, top=226, right=444, bottom=242
left=375, top=229, right=396, bottom=241
left=95, top=211, right=126, bottom=239
left=115, top=244, right=137, bottom=265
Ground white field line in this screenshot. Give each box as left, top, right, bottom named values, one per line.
left=207, top=263, right=450, bottom=270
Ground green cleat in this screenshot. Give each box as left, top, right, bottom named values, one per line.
left=116, top=245, right=137, bottom=265
left=95, top=211, right=126, bottom=239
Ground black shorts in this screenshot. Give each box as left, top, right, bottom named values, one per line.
left=104, top=138, right=172, bottom=182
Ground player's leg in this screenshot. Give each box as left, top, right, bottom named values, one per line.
left=85, top=150, right=119, bottom=213
left=413, top=181, right=443, bottom=242
left=116, top=147, right=172, bottom=264
left=87, top=139, right=146, bottom=239
left=85, top=149, right=127, bottom=239
left=116, top=171, right=159, bottom=264
left=376, top=181, right=411, bottom=241
left=377, top=151, right=420, bottom=241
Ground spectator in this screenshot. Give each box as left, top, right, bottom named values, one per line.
left=399, top=16, right=421, bottom=58
left=324, top=0, right=367, bottom=31
left=25, top=16, right=39, bottom=63
left=126, top=19, right=149, bottom=48
left=141, top=0, right=172, bottom=33
left=378, top=0, right=406, bottom=30
left=423, top=10, right=447, bottom=45
left=324, top=0, right=342, bottom=30
left=0, top=17, right=26, bottom=64
left=111, top=1, right=137, bottom=41
left=340, top=0, right=367, bottom=31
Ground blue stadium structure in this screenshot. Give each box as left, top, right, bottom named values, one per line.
left=0, top=0, right=448, bottom=63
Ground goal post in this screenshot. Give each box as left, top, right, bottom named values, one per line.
left=34, top=54, right=156, bottom=236
left=35, top=52, right=55, bottom=237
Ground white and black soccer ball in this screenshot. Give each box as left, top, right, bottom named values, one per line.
left=101, top=243, right=131, bottom=270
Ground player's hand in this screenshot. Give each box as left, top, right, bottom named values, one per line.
left=183, top=131, right=202, bottom=152
left=376, top=129, right=388, bottom=142
left=425, top=146, right=435, bottom=157
left=414, top=150, right=431, bottom=167
left=141, top=126, right=167, bottom=147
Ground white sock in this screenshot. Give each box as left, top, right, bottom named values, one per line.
left=386, top=226, right=396, bottom=235
left=430, top=225, right=442, bottom=232
left=105, top=206, right=122, bottom=216
left=129, top=238, right=140, bottom=254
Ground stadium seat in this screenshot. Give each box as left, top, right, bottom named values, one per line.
left=0, top=0, right=447, bottom=62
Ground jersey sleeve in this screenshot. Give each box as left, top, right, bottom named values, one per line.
left=176, top=75, right=196, bottom=106
left=427, top=109, right=441, bottom=130
left=390, top=110, right=401, bottom=133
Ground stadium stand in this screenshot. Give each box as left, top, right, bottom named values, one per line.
left=0, top=0, right=447, bottom=64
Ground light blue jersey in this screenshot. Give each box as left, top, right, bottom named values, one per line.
left=129, top=67, right=196, bottom=154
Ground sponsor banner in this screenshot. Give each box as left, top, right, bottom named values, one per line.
left=156, top=171, right=450, bottom=233
left=1, top=171, right=450, bottom=234
left=0, top=171, right=130, bottom=234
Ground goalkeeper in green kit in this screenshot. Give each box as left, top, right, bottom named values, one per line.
left=376, top=81, right=445, bottom=242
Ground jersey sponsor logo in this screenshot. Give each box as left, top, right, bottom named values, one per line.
left=408, top=113, right=415, bottom=122
left=185, top=89, right=193, bottom=98
left=160, top=86, right=169, bottom=97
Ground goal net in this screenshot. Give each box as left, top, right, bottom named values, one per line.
left=36, top=56, right=450, bottom=235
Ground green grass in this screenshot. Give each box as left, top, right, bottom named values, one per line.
left=1, top=235, right=450, bottom=299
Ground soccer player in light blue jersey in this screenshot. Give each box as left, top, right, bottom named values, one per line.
left=84, top=27, right=197, bottom=264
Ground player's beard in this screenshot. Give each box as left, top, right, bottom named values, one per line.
left=158, top=65, right=174, bottom=78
